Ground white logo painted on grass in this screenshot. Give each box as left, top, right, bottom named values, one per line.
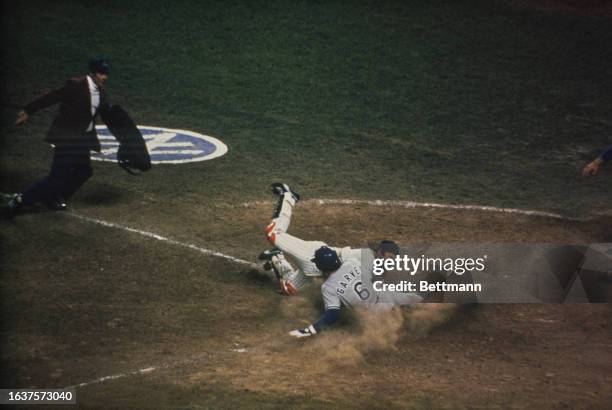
left=91, top=125, right=228, bottom=164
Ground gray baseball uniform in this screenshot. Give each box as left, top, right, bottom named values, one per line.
left=322, top=250, right=422, bottom=310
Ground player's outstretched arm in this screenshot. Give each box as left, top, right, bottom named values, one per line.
left=288, top=308, right=340, bottom=338
left=14, top=110, right=29, bottom=125
left=14, top=83, right=69, bottom=125
left=582, top=145, right=612, bottom=176
left=289, top=325, right=317, bottom=338
left=21, top=80, right=73, bottom=121
left=582, top=158, right=604, bottom=176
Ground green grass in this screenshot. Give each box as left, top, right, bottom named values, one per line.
left=1, top=0, right=611, bottom=215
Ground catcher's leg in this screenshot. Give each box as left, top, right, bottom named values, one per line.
left=265, top=183, right=300, bottom=237
left=263, top=182, right=326, bottom=280
left=270, top=232, right=326, bottom=277
left=260, top=250, right=310, bottom=295
left=264, top=183, right=323, bottom=275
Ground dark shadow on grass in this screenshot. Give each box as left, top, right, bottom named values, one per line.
left=1, top=205, right=55, bottom=222
left=77, top=184, right=127, bottom=206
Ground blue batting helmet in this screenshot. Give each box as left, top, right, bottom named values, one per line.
left=311, top=246, right=342, bottom=273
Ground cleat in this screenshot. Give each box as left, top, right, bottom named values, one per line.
left=270, top=182, right=300, bottom=202
left=258, top=248, right=282, bottom=261
left=280, top=279, right=298, bottom=295
left=5, top=193, right=23, bottom=219
left=44, top=198, right=67, bottom=211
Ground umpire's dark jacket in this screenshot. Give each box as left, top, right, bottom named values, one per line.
left=24, top=76, right=108, bottom=152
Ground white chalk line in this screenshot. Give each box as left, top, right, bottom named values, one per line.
left=65, top=366, right=159, bottom=390
left=62, top=351, right=240, bottom=390
left=67, top=212, right=259, bottom=268
left=241, top=198, right=586, bottom=221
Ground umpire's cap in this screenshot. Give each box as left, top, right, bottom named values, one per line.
left=88, top=58, right=110, bottom=75
left=311, top=246, right=342, bottom=273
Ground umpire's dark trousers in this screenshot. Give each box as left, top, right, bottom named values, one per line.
left=22, top=144, right=93, bottom=205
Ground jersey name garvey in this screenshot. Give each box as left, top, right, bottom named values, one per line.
left=322, top=259, right=374, bottom=310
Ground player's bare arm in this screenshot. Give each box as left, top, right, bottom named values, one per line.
left=582, top=145, right=611, bottom=176
left=289, top=308, right=341, bottom=338
left=15, top=110, right=28, bottom=125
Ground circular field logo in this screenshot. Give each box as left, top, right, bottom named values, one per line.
left=91, top=125, right=228, bottom=164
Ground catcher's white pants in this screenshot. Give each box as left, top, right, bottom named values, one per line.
left=266, top=193, right=325, bottom=292
left=264, top=192, right=362, bottom=292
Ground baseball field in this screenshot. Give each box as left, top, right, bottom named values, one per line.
left=1, top=0, right=611, bottom=408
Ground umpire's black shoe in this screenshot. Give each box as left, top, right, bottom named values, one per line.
left=44, top=198, right=67, bottom=211
left=270, top=182, right=300, bottom=202
left=5, top=193, right=23, bottom=219
left=258, top=248, right=282, bottom=261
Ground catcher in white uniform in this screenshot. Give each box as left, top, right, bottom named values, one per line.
left=260, top=183, right=422, bottom=338
left=261, top=182, right=388, bottom=294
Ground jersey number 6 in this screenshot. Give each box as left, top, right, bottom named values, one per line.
left=354, top=281, right=370, bottom=301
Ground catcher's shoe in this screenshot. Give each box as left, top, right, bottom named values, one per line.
left=270, top=182, right=300, bottom=202
left=5, top=193, right=23, bottom=219
left=279, top=279, right=299, bottom=295
left=258, top=248, right=282, bottom=261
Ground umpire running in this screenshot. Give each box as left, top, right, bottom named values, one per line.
left=6, top=58, right=111, bottom=218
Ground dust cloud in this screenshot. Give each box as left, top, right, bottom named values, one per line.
left=299, top=304, right=457, bottom=367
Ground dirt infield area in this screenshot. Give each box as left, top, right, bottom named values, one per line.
left=1, top=201, right=611, bottom=409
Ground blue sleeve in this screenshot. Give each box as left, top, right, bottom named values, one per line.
left=599, top=145, right=612, bottom=162
left=312, top=308, right=341, bottom=333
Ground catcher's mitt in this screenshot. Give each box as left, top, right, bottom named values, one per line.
left=99, top=104, right=151, bottom=174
